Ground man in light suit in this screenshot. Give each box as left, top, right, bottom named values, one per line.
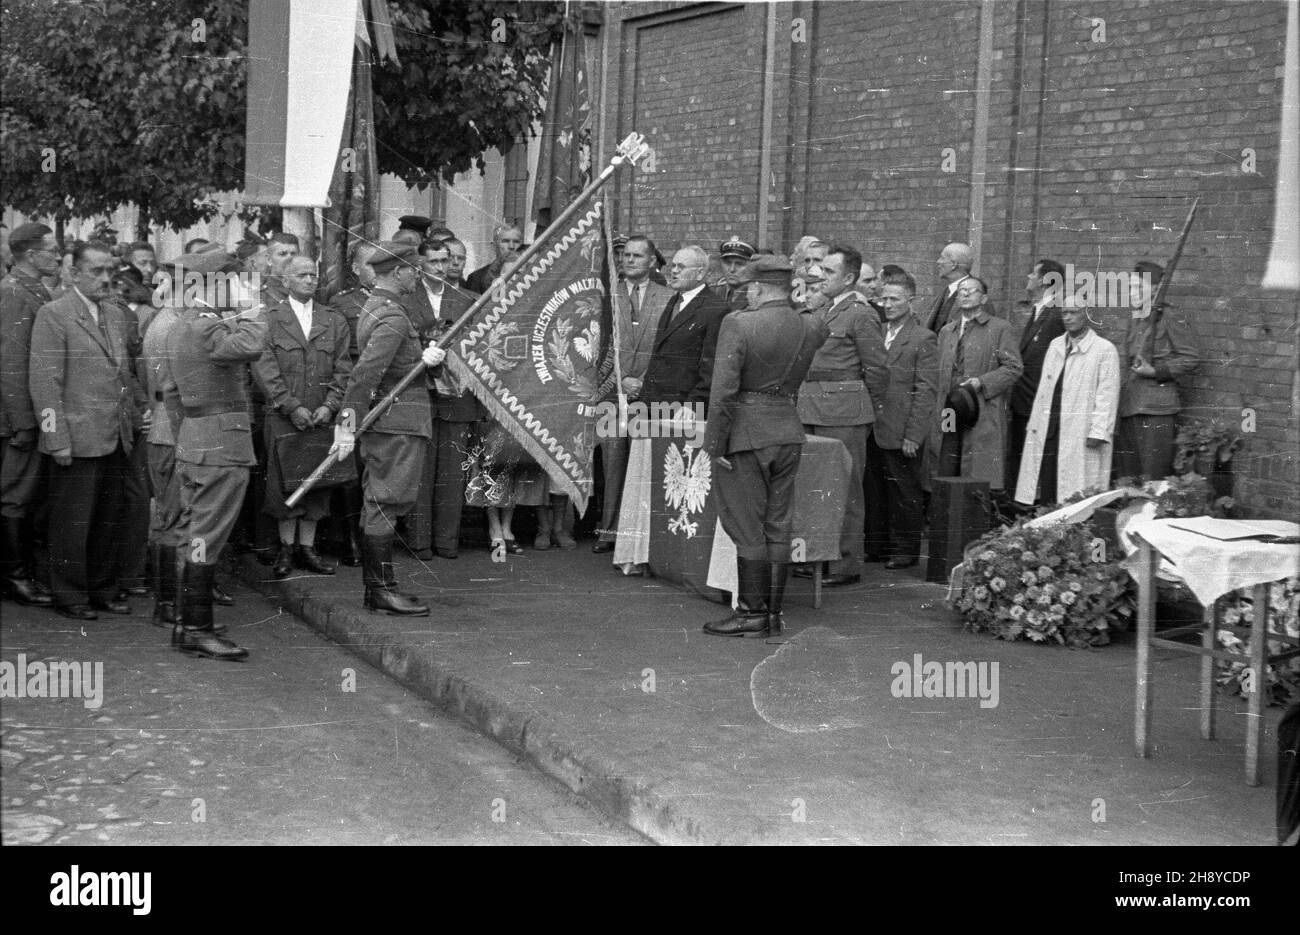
left=923, top=242, right=973, bottom=334
left=640, top=245, right=730, bottom=412
left=593, top=234, right=675, bottom=553
left=796, top=245, right=888, bottom=586
left=1007, top=258, right=1067, bottom=490
left=28, top=242, right=146, bottom=619
left=864, top=269, right=938, bottom=569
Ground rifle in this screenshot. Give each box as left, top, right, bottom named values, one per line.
left=1142, top=196, right=1199, bottom=361
left=284, top=132, right=652, bottom=509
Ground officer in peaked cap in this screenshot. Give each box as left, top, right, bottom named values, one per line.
left=715, top=237, right=757, bottom=311
left=394, top=215, right=434, bottom=248
left=335, top=241, right=446, bottom=616
left=702, top=253, right=829, bottom=639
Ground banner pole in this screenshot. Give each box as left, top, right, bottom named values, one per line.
left=285, top=133, right=651, bottom=508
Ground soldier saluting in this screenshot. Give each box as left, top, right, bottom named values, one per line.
left=161, top=249, right=267, bottom=660
left=332, top=242, right=446, bottom=616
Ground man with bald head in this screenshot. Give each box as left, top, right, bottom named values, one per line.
left=924, top=242, right=973, bottom=334
left=640, top=244, right=730, bottom=412
left=466, top=224, right=523, bottom=295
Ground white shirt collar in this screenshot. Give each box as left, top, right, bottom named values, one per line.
left=73, top=286, right=99, bottom=317
left=679, top=283, right=706, bottom=306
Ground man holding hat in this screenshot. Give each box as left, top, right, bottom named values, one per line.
left=334, top=242, right=446, bottom=616
left=0, top=222, right=59, bottom=606
left=714, top=237, right=756, bottom=311
left=703, top=254, right=828, bottom=638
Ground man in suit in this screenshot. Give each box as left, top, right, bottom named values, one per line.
left=161, top=247, right=265, bottom=659
left=593, top=235, right=675, bottom=553
left=334, top=243, right=446, bottom=616
left=0, top=223, right=59, bottom=606
left=466, top=224, right=523, bottom=295
left=404, top=240, right=478, bottom=560
left=796, top=245, right=888, bottom=587
left=931, top=276, right=1023, bottom=492
left=864, top=269, right=938, bottom=569
left=1007, top=259, right=1067, bottom=490
left=1114, top=260, right=1199, bottom=481
left=923, top=242, right=973, bottom=334
left=703, top=255, right=828, bottom=638
left=640, top=245, right=729, bottom=413
left=28, top=241, right=146, bottom=620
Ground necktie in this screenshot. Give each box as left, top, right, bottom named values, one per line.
left=655, top=293, right=680, bottom=343
left=952, top=319, right=969, bottom=389
left=92, top=302, right=112, bottom=347
left=629, top=283, right=641, bottom=323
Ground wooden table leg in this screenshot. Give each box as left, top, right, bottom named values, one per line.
left=1134, top=539, right=1155, bottom=758
left=813, top=562, right=823, bottom=610
left=1245, top=583, right=1269, bottom=786
left=1201, top=598, right=1217, bottom=740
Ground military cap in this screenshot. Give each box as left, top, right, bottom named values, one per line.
left=735, top=254, right=793, bottom=286
left=397, top=215, right=433, bottom=235
left=369, top=241, right=420, bottom=273
left=9, top=222, right=53, bottom=255
left=719, top=238, right=756, bottom=261
left=612, top=233, right=629, bottom=249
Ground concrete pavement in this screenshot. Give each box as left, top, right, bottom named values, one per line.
left=230, top=541, right=1280, bottom=845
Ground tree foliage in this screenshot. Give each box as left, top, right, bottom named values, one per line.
left=371, top=0, right=567, bottom=189
left=0, top=0, right=568, bottom=228
left=0, top=0, right=248, bottom=230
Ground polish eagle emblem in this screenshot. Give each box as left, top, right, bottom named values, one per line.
left=663, top=443, right=712, bottom=537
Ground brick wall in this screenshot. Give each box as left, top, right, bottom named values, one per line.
left=598, top=0, right=1298, bottom=517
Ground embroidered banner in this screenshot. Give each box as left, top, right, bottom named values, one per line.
left=447, top=202, right=613, bottom=515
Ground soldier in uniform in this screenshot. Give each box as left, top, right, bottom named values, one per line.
left=0, top=223, right=59, bottom=606
left=713, top=238, right=755, bottom=311
left=333, top=242, right=446, bottom=616
left=161, top=249, right=267, bottom=659
left=702, top=255, right=829, bottom=638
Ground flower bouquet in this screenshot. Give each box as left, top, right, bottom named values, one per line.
left=954, top=518, right=1134, bottom=647
left=1215, top=576, right=1300, bottom=707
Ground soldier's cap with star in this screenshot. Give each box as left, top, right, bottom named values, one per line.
left=369, top=241, right=420, bottom=273
left=719, top=238, right=756, bottom=261
left=612, top=233, right=628, bottom=249
left=735, top=254, right=793, bottom=286
left=397, top=215, right=433, bottom=235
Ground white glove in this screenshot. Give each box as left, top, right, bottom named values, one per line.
left=329, top=423, right=355, bottom=461
left=422, top=342, right=447, bottom=368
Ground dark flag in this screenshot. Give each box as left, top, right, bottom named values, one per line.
left=533, top=12, right=592, bottom=230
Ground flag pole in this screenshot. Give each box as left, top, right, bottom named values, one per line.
left=285, top=132, right=651, bottom=508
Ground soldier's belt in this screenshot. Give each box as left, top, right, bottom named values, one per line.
left=738, top=389, right=797, bottom=402
left=805, top=369, right=862, bottom=382
left=183, top=404, right=247, bottom=418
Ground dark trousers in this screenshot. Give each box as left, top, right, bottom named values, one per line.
left=0, top=437, right=44, bottom=519
left=119, top=433, right=151, bottom=588
left=805, top=423, right=867, bottom=576
left=938, top=430, right=963, bottom=478
left=178, top=462, right=249, bottom=565
left=865, top=437, right=926, bottom=560
left=47, top=446, right=129, bottom=607
left=1114, top=414, right=1175, bottom=482
left=597, top=436, right=629, bottom=542
left=1006, top=411, right=1030, bottom=492
left=714, top=443, right=800, bottom=562
left=407, top=419, right=472, bottom=553
left=360, top=432, right=427, bottom=537
left=147, top=443, right=186, bottom=548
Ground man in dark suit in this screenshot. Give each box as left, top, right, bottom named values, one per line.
left=466, top=224, right=523, bottom=295
left=923, top=242, right=973, bottom=334
left=28, top=241, right=146, bottom=619
left=1, top=223, right=59, bottom=606
left=1007, top=258, right=1066, bottom=490
left=703, top=255, right=828, bottom=638
left=640, top=245, right=729, bottom=413
left=865, top=269, right=939, bottom=568
left=796, top=245, right=888, bottom=586
left=593, top=235, right=675, bottom=553
left=404, top=240, right=478, bottom=559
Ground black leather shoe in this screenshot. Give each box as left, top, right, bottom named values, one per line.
left=91, top=596, right=131, bottom=615
left=703, top=611, right=769, bottom=637
left=434, top=548, right=459, bottom=560
left=296, top=545, right=337, bottom=575
left=821, top=573, right=862, bottom=587
left=57, top=604, right=98, bottom=621
left=504, top=539, right=524, bottom=555
left=591, top=541, right=614, bottom=554
left=885, top=556, right=918, bottom=569
left=271, top=544, right=294, bottom=579
left=364, top=587, right=430, bottom=616
left=122, top=584, right=151, bottom=596
left=4, top=575, right=54, bottom=606
left=210, top=582, right=234, bottom=606
left=176, top=628, right=248, bottom=660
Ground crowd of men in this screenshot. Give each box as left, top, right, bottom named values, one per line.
left=0, top=213, right=1199, bottom=653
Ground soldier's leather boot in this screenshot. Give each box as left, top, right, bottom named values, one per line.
left=149, top=543, right=177, bottom=628
left=174, top=561, right=247, bottom=660
left=768, top=562, right=790, bottom=636
left=2, top=517, right=53, bottom=606
left=703, top=558, right=770, bottom=637
left=362, top=534, right=429, bottom=616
